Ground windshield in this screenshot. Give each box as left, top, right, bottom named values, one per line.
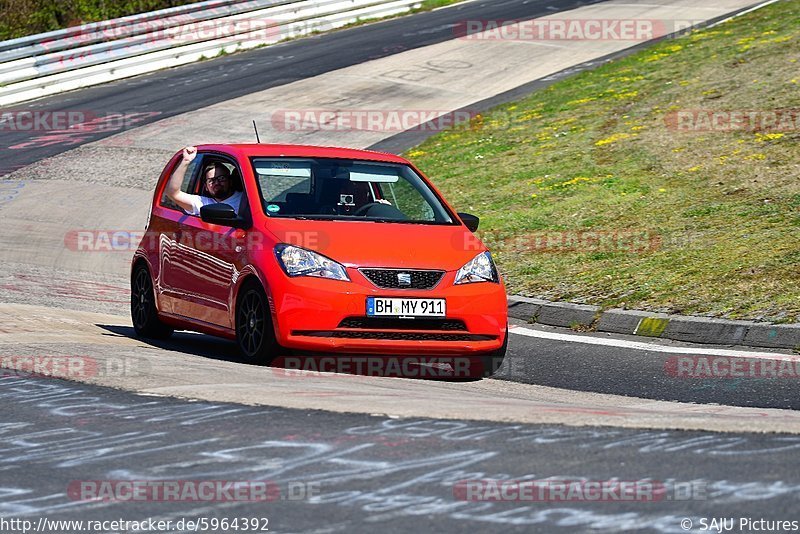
left=251, top=157, right=455, bottom=224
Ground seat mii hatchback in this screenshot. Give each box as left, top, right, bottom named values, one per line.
left=131, top=144, right=507, bottom=377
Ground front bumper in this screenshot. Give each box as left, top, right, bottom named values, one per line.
left=269, top=268, right=507, bottom=355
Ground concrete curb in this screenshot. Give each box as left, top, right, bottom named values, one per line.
left=508, top=295, right=800, bottom=351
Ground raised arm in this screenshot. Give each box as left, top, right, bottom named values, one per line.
left=165, top=146, right=199, bottom=213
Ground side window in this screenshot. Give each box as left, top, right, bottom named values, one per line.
left=200, top=155, right=249, bottom=219
left=160, top=158, right=199, bottom=211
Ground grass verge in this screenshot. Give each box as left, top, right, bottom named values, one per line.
left=407, top=0, right=800, bottom=322
left=418, top=0, right=466, bottom=8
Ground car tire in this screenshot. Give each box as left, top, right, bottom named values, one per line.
left=131, top=264, right=174, bottom=340
left=479, top=326, right=508, bottom=378
left=236, top=280, right=281, bottom=365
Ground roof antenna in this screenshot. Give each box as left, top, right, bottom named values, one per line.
left=252, top=120, right=261, bottom=143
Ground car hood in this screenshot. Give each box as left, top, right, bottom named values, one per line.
left=263, top=218, right=486, bottom=271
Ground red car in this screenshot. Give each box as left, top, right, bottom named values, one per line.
left=131, top=144, right=507, bottom=377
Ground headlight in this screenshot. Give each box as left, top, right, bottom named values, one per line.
left=454, top=251, right=499, bottom=285
left=275, top=244, right=349, bottom=281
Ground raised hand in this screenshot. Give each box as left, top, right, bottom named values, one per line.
left=182, top=146, right=197, bottom=163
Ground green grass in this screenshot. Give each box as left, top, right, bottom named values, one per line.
left=407, top=0, right=800, bottom=322
left=419, top=0, right=465, bottom=8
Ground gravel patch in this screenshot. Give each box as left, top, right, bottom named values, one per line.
left=0, top=145, right=173, bottom=190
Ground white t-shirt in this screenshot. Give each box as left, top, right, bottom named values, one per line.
left=187, top=191, right=243, bottom=216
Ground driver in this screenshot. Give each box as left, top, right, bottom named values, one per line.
left=165, top=146, right=243, bottom=216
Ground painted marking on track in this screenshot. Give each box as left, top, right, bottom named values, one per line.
left=709, top=0, right=782, bottom=27
left=509, top=325, right=800, bottom=361
left=0, top=181, right=25, bottom=209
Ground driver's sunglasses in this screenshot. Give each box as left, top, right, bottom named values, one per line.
left=206, top=174, right=230, bottom=184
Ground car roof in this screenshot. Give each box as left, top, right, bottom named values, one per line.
left=196, top=144, right=411, bottom=164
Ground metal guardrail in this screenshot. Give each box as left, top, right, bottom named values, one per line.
left=0, top=0, right=308, bottom=82
left=0, top=0, right=272, bottom=63
left=0, top=0, right=245, bottom=58
left=0, top=0, right=422, bottom=106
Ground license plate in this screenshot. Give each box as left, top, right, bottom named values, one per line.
left=366, top=297, right=446, bottom=317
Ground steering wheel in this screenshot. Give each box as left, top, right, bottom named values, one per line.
left=352, top=202, right=383, bottom=216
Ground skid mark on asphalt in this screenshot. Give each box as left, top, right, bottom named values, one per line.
left=1, top=272, right=129, bottom=305
left=1, top=379, right=800, bottom=532
left=0, top=304, right=130, bottom=344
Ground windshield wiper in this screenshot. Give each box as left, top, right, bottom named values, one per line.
left=284, top=215, right=341, bottom=220
left=365, top=218, right=433, bottom=224
left=276, top=215, right=444, bottom=224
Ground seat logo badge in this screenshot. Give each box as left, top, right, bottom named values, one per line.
left=397, top=273, right=412, bottom=286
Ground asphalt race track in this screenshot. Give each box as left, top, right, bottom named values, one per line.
left=0, top=0, right=608, bottom=176
left=2, top=0, right=799, bottom=532
left=3, top=375, right=800, bottom=532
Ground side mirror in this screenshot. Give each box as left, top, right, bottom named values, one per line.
left=200, top=203, right=249, bottom=229
left=458, top=212, right=480, bottom=233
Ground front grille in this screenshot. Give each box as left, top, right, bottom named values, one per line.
left=360, top=268, right=445, bottom=290
left=338, top=317, right=467, bottom=331
left=294, top=330, right=496, bottom=341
